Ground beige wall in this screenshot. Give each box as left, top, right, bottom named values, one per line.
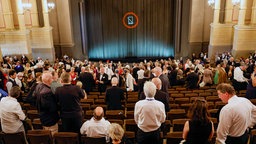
left=0, top=0, right=55, bottom=61
left=49, top=0, right=74, bottom=48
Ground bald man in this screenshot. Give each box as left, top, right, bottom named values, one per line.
left=105, top=77, right=125, bottom=110
left=140, top=77, right=170, bottom=112
left=80, top=106, right=110, bottom=138
left=154, top=67, right=170, bottom=93
left=34, top=71, right=60, bottom=135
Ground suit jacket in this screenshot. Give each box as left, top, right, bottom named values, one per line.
left=159, top=74, right=170, bottom=93
left=105, top=86, right=125, bottom=110
left=78, top=72, right=95, bottom=93
left=140, top=89, right=170, bottom=112
left=96, top=73, right=108, bottom=92
left=186, top=72, right=199, bottom=89
left=169, top=69, right=178, bottom=86
left=6, top=63, right=12, bottom=69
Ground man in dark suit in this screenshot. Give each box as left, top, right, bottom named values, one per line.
left=96, top=67, right=108, bottom=93
left=185, top=67, right=199, bottom=89
left=105, top=77, right=125, bottom=110
left=154, top=67, right=170, bottom=93
left=5, top=57, right=13, bottom=69
left=78, top=66, right=95, bottom=94
left=140, top=77, right=170, bottom=112
left=29, top=58, right=36, bottom=67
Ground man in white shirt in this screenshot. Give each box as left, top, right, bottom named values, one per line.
left=125, top=69, right=134, bottom=91
left=233, top=62, right=248, bottom=91
left=0, top=86, right=26, bottom=133
left=216, top=83, right=256, bottom=144
left=134, top=81, right=166, bottom=144
left=80, top=106, right=110, bottom=138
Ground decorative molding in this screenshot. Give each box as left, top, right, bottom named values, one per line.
left=0, top=29, right=30, bottom=35
left=54, top=43, right=74, bottom=47
left=234, top=25, right=256, bottom=30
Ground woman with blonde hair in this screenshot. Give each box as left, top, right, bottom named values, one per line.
left=108, top=123, right=132, bottom=144
left=182, top=99, right=214, bottom=144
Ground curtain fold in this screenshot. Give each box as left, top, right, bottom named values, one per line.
left=85, top=0, right=175, bottom=59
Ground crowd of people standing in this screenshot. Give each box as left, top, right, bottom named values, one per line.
left=0, top=51, right=256, bottom=143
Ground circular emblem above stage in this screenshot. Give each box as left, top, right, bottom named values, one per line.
left=122, top=12, right=139, bottom=29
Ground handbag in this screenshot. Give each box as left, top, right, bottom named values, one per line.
left=199, top=81, right=205, bottom=87
left=180, top=140, right=186, bottom=144
left=21, top=118, right=33, bottom=132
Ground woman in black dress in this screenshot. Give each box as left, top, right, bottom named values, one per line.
left=182, top=99, right=214, bottom=144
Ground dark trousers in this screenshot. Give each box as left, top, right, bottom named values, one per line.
left=137, top=128, right=161, bottom=144
left=226, top=131, right=249, bottom=144
left=61, top=116, right=83, bottom=133
left=232, top=79, right=247, bottom=92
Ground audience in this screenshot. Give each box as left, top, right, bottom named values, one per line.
left=96, top=67, right=109, bottom=93
left=78, top=66, right=94, bottom=94
left=0, top=86, right=26, bottom=133
left=214, top=62, right=228, bottom=85
left=2, top=52, right=256, bottom=143
left=154, top=66, right=170, bottom=93
left=216, top=83, right=256, bottom=144
left=6, top=69, right=17, bottom=94
left=105, top=77, right=125, bottom=110
left=246, top=65, right=256, bottom=99
left=124, top=69, right=134, bottom=92
left=76, top=81, right=87, bottom=99
left=50, top=71, right=62, bottom=94
left=134, top=81, right=166, bottom=144
left=55, top=72, right=85, bottom=133
left=182, top=99, right=214, bottom=144
left=202, top=64, right=213, bottom=86
left=25, top=72, right=42, bottom=106
left=80, top=106, right=110, bottom=138
left=185, top=67, right=199, bottom=89
left=233, top=62, right=248, bottom=91
left=34, top=71, right=59, bottom=135
left=108, top=123, right=132, bottom=144
left=140, top=77, right=170, bottom=113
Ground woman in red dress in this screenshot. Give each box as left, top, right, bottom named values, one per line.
left=70, top=67, right=77, bottom=85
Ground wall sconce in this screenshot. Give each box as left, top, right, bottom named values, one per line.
left=232, top=0, right=240, bottom=6
left=47, top=2, right=55, bottom=12
left=208, top=0, right=215, bottom=8
left=22, top=3, right=32, bottom=11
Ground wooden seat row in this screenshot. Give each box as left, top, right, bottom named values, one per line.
left=0, top=130, right=135, bottom=144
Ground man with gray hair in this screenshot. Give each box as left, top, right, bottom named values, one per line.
left=0, top=86, right=26, bottom=133
left=233, top=62, right=248, bottom=91
left=105, top=77, right=124, bottom=110
left=134, top=81, right=166, bottom=144
left=139, top=77, right=170, bottom=112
